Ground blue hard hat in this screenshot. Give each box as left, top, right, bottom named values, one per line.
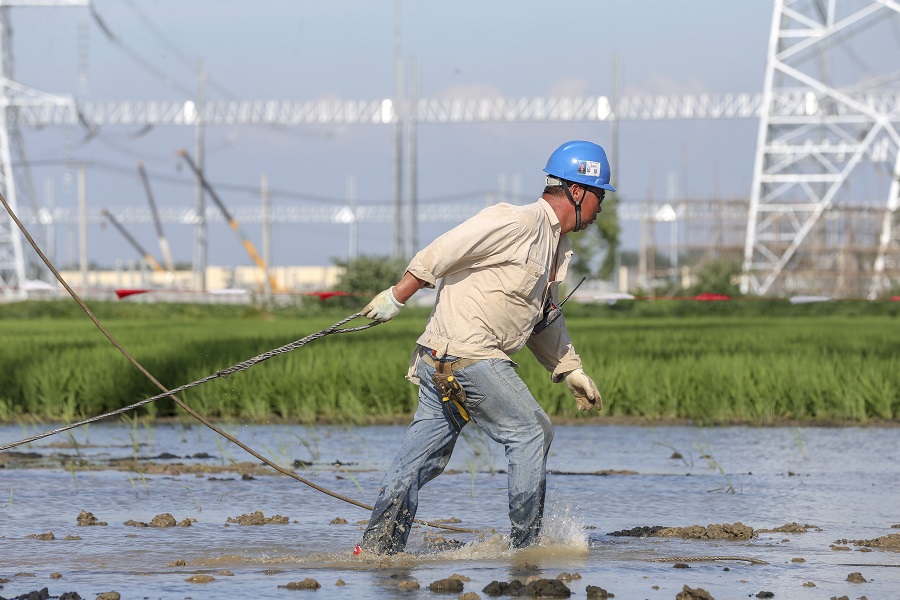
left=543, top=140, right=616, bottom=192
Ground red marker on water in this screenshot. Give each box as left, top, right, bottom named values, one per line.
left=353, top=544, right=362, bottom=555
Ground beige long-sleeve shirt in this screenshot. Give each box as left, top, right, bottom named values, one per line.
left=405, top=198, right=584, bottom=384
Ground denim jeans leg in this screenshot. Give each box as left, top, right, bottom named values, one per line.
left=452, top=358, right=554, bottom=549
left=359, top=358, right=462, bottom=554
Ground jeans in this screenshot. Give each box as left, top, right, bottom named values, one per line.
left=359, top=352, right=554, bottom=554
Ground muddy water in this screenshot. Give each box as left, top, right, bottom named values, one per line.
left=1, top=423, right=898, bottom=599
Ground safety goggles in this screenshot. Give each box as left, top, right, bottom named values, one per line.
left=586, top=186, right=606, bottom=204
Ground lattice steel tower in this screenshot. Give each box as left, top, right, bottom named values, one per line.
left=0, top=1, right=86, bottom=299
left=742, top=0, right=900, bottom=298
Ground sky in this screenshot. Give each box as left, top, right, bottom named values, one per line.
left=10, top=1, right=779, bottom=270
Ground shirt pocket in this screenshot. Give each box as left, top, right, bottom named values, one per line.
left=507, top=258, right=546, bottom=299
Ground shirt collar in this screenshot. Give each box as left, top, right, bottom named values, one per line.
left=538, top=198, right=561, bottom=233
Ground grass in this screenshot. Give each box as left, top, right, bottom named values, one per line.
left=0, top=300, right=897, bottom=425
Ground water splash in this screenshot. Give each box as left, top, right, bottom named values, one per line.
left=538, top=497, right=588, bottom=549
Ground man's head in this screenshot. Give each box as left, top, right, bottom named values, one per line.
left=542, top=140, right=615, bottom=232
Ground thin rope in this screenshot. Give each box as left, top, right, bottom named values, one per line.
left=0, top=191, right=477, bottom=535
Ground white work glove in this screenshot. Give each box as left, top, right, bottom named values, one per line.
left=361, top=287, right=404, bottom=322
left=565, top=368, right=602, bottom=411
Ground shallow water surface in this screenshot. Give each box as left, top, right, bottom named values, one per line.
left=1, top=423, right=899, bottom=599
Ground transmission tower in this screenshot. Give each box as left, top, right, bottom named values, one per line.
left=0, top=1, right=86, bottom=299
left=742, top=0, right=900, bottom=298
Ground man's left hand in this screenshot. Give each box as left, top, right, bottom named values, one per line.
left=361, top=287, right=404, bottom=322
left=565, top=368, right=602, bottom=411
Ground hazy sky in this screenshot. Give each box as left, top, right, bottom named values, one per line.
left=12, top=0, right=778, bottom=269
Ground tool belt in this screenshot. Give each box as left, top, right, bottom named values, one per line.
left=420, top=351, right=479, bottom=426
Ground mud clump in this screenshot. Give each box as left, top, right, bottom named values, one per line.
left=524, top=579, right=571, bottom=597
left=278, top=578, right=321, bottom=590
left=1, top=587, right=51, bottom=600
left=607, top=525, right=664, bottom=537
left=483, top=579, right=572, bottom=597
left=655, top=522, right=755, bottom=541
left=484, top=580, right=522, bottom=596
left=846, top=571, right=867, bottom=583
left=585, top=585, right=614, bottom=599
left=830, top=544, right=851, bottom=551
left=226, top=510, right=289, bottom=525
left=186, top=575, right=215, bottom=583
left=845, top=532, right=900, bottom=551
left=150, top=513, right=177, bottom=527
left=758, top=522, right=820, bottom=533
left=25, top=532, right=55, bottom=540
left=676, top=585, right=714, bottom=599
left=429, top=577, right=464, bottom=592
left=124, top=513, right=194, bottom=527
left=76, top=510, right=107, bottom=526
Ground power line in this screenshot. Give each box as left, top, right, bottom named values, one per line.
left=17, top=156, right=517, bottom=206
left=88, top=3, right=195, bottom=98
left=122, top=0, right=239, bottom=101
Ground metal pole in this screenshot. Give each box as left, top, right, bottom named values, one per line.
left=610, top=53, right=620, bottom=188
left=261, top=172, right=271, bottom=302
left=391, top=0, right=404, bottom=259
left=405, top=54, right=418, bottom=257
left=44, top=176, right=55, bottom=272
left=347, top=174, right=358, bottom=260
left=192, top=59, right=207, bottom=292
left=78, top=163, right=87, bottom=290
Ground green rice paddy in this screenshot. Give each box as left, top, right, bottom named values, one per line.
left=1, top=300, right=897, bottom=425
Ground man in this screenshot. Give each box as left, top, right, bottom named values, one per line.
left=356, top=140, right=613, bottom=555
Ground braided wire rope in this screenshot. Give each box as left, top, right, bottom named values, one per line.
left=0, top=313, right=376, bottom=451
left=0, top=191, right=478, bottom=535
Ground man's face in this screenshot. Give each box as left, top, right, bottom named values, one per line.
left=580, top=186, right=605, bottom=227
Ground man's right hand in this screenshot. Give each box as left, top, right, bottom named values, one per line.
left=565, top=368, right=602, bottom=411
left=361, top=287, right=405, bottom=322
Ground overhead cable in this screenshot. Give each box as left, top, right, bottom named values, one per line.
left=89, top=4, right=195, bottom=98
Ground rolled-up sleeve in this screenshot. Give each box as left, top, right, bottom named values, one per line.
left=526, top=315, right=583, bottom=382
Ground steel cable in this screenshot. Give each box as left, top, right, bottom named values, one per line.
left=0, top=312, right=376, bottom=452
left=0, top=190, right=478, bottom=535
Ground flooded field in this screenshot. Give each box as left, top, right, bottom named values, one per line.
left=1, top=422, right=898, bottom=599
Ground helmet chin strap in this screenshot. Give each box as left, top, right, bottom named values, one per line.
left=562, top=183, right=583, bottom=231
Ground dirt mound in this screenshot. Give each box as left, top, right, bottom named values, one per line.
left=676, top=585, right=714, bottom=599
left=608, top=526, right=664, bottom=537
left=846, top=533, right=900, bottom=551
left=226, top=510, right=289, bottom=525
left=758, top=522, right=820, bottom=533
left=655, top=522, right=755, bottom=540
left=124, top=513, right=194, bottom=527
left=278, top=578, right=321, bottom=589
left=76, top=511, right=107, bottom=526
